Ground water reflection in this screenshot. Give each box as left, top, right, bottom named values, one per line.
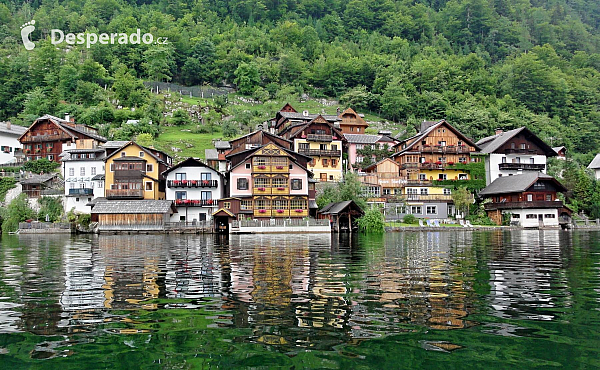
left=0, top=230, right=597, bottom=367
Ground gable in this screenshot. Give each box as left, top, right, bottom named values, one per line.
left=253, top=143, right=292, bottom=157
left=19, top=117, right=74, bottom=142
left=280, top=103, right=297, bottom=113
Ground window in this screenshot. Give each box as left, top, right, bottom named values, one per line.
left=512, top=214, right=520, bottom=219
left=291, top=179, right=302, bottom=190
left=175, top=173, right=186, bottom=181
left=527, top=194, right=533, bottom=201
left=70, top=183, right=75, bottom=189
left=224, top=202, right=231, bottom=209
left=331, top=159, right=337, bottom=167
left=91, top=167, right=96, bottom=175
left=97, top=181, right=103, bottom=188
left=121, top=152, right=126, bottom=157
left=245, top=163, right=251, bottom=169
left=515, top=157, right=521, bottom=163
left=411, top=206, right=422, bottom=214
left=383, top=188, right=391, bottom=195
left=502, top=157, right=507, bottom=163
left=272, top=177, right=287, bottom=187
left=299, top=143, right=309, bottom=150
left=459, top=173, right=468, bottom=180
left=47, top=155, right=54, bottom=161
left=289, top=164, right=293, bottom=170
left=69, top=168, right=74, bottom=176
left=201, top=173, right=212, bottom=181
left=357, top=128, right=360, bottom=133
left=146, top=164, right=153, bottom=172
left=420, top=188, right=429, bottom=195
left=438, top=174, right=447, bottom=180
left=438, top=141, right=446, bottom=146
left=331, top=145, right=338, bottom=151
left=290, top=198, right=306, bottom=209
left=329, top=175, right=334, bottom=181
left=254, top=177, right=269, bottom=187
left=526, top=214, right=537, bottom=219
left=443, top=188, right=452, bottom=195
left=145, top=182, right=153, bottom=191
left=272, top=199, right=288, bottom=210
left=254, top=157, right=267, bottom=166
left=175, top=191, right=187, bottom=200
left=201, top=191, right=211, bottom=201
left=320, top=144, right=327, bottom=150
left=546, top=194, right=552, bottom=201
left=520, top=143, right=526, bottom=150
left=419, top=174, right=426, bottom=181
left=426, top=206, right=437, bottom=215
left=80, top=167, right=85, bottom=176
left=530, top=158, right=535, bottom=164
left=237, top=178, right=248, bottom=190
left=511, top=143, right=515, bottom=149
left=533, top=182, right=546, bottom=190
left=241, top=200, right=253, bottom=210
left=322, top=159, right=328, bottom=167
left=544, top=214, right=556, bottom=218
left=139, top=151, right=145, bottom=157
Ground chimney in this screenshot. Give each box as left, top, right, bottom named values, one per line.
left=495, top=128, right=503, bottom=135
left=302, top=110, right=309, bottom=117
left=6, top=121, right=10, bottom=130
left=65, top=113, right=70, bottom=122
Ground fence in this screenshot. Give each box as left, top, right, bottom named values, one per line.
left=144, top=82, right=234, bottom=98
left=164, top=220, right=214, bottom=229
left=19, top=222, right=71, bottom=230
left=232, top=218, right=330, bottom=228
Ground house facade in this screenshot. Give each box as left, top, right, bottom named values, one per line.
left=337, top=107, right=369, bottom=134
left=61, top=148, right=106, bottom=214
left=345, top=133, right=398, bottom=169
left=0, top=122, right=27, bottom=164
left=19, top=115, right=107, bottom=163
left=476, top=127, right=556, bottom=185
left=480, top=172, right=568, bottom=227
left=163, top=157, right=224, bottom=222
left=587, top=154, right=600, bottom=180
left=104, top=142, right=171, bottom=200
left=225, top=142, right=314, bottom=220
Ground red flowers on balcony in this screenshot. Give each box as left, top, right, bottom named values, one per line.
left=207, top=199, right=213, bottom=205
left=447, top=161, right=455, bottom=165
left=192, top=199, right=200, bottom=205
left=182, top=180, right=188, bottom=185
left=258, top=209, right=266, bottom=213
left=175, top=199, right=183, bottom=205
left=191, top=180, right=197, bottom=185
left=258, top=165, right=266, bottom=169
left=276, top=187, right=285, bottom=190
left=174, top=180, right=181, bottom=185
left=295, top=209, right=303, bottom=213
left=276, top=209, right=284, bottom=213
left=257, top=187, right=265, bottom=191
left=275, top=165, right=284, bottom=169
left=202, top=180, right=209, bottom=185
left=435, top=161, right=442, bottom=165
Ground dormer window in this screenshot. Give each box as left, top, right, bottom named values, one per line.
left=121, top=152, right=126, bottom=157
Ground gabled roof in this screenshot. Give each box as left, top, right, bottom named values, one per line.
left=91, top=200, right=176, bottom=214
left=553, top=146, right=566, bottom=153
left=476, top=127, right=556, bottom=156
left=392, top=119, right=479, bottom=156
left=214, top=140, right=231, bottom=150
left=479, top=172, right=566, bottom=196
left=20, top=115, right=107, bottom=143
left=344, top=134, right=383, bottom=144
left=588, top=154, right=600, bottom=169
left=0, top=122, right=27, bottom=136
left=20, top=173, right=58, bottom=185
left=212, top=208, right=235, bottom=217
left=162, top=157, right=223, bottom=177
left=205, top=149, right=218, bottom=160
left=101, top=141, right=130, bottom=149
left=227, top=142, right=313, bottom=175
left=279, top=112, right=340, bottom=122
left=362, top=157, right=400, bottom=172
left=281, top=114, right=345, bottom=141
left=338, top=107, right=368, bottom=126
left=104, top=141, right=167, bottom=164
left=318, top=200, right=364, bottom=215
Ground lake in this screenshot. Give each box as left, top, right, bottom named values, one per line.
left=0, top=230, right=598, bottom=369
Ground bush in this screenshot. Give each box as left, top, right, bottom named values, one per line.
left=37, top=196, right=63, bottom=222
left=402, top=214, right=418, bottom=224
left=1, top=194, right=35, bottom=233
left=23, top=159, right=59, bottom=174
left=0, top=177, right=16, bottom=202
left=358, top=208, right=385, bottom=233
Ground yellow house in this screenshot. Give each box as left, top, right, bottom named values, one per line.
left=104, top=141, right=171, bottom=200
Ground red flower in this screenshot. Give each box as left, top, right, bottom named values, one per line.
left=276, top=209, right=284, bottom=213
left=257, top=187, right=265, bottom=191
left=435, top=161, right=442, bottom=165
left=447, top=162, right=454, bottom=165
left=275, top=165, right=284, bottom=169
left=277, top=187, right=285, bottom=190
left=295, top=209, right=303, bottom=213
left=259, top=209, right=266, bottom=213
left=207, top=199, right=213, bottom=204
left=192, top=199, right=199, bottom=204
left=191, top=180, right=197, bottom=185
left=184, top=199, right=190, bottom=204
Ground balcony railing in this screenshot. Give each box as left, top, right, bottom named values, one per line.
left=167, top=179, right=218, bottom=188
left=484, top=200, right=563, bottom=211
left=306, top=134, right=333, bottom=142
left=405, top=194, right=454, bottom=202
left=420, top=145, right=472, bottom=153
left=174, top=199, right=216, bottom=207
left=69, top=188, right=94, bottom=196
left=106, top=189, right=144, bottom=199
left=298, top=149, right=341, bottom=157
left=498, top=163, right=546, bottom=171
left=21, top=134, right=67, bottom=143
left=504, top=148, right=539, bottom=155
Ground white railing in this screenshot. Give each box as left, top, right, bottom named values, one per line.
left=232, top=218, right=329, bottom=228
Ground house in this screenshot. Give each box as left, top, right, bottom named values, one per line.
left=163, top=157, right=225, bottom=222
left=61, top=148, right=106, bottom=213
left=278, top=115, right=345, bottom=182
left=0, top=122, right=27, bottom=164
left=104, top=141, right=172, bottom=200
left=476, top=127, right=556, bottom=185
left=224, top=142, right=315, bottom=220
left=317, top=200, right=364, bottom=232
left=360, top=158, right=404, bottom=199
left=269, top=103, right=340, bottom=135
left=90, top=200, right=177, bottom=232
left=553, top=146, right=567, bottom=160
left=588, top=154, right=600, bottom=180
left=337, top=107, right=369, bottom=134
left=479, top=172, right=569, bottom=227
left=227, top=129, right=293, bottom=157
left=345, top=132, right=398, bottom=169
left=20, top=173, right=63, bottom=198
left=19, top=115, right=107, bottom=163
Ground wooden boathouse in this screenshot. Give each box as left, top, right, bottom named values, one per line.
left=91, top=200, right=177, bottom=232
left=317, top=200, right=364, bottom=232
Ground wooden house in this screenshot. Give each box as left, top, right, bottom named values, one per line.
left=20, top=173, right=63, bottom=198
left=91, top=200, right=177, bottom=232
left=269, top=103, right=340, bottom=135
left=19, top=115, right=107, bottom=163
left=338, top=107, right=369, bottom=134
left=317, top=200, right=364, bottom=232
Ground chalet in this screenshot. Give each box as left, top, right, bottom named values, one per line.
left=476, top=127, right=556, bottom=185
left=224, top=142, right=315, bottom=220
left=269, top=103, right=340, bottom=135
left=91, top=200, right=177, bottom=232
left=317, top=200, right=364, bottom=232
left=20, top=173, right=63, bottom=198
left=553, top=146, right=567, bottom=160
left=162, top=157, right=225, bottom=222
left=338, top=107, right=369, bottom=134
left=345, top=132, right=398, bottom=169
left=588, top=154, right=600, bottom=180
left=104, top=141, right=172, bottom=200
left=227, top=129, right=293, bottom=157
left=0, top=122, right=27, bottom=164
left=61, top=148, right=106, bottom=214
left=479, top=172, right=569, bottom=227
left=19, top=115, right=107, bottom=163
left=360, top=158, right=404, bottom=199
left=278, top=115, right=345, bottom=182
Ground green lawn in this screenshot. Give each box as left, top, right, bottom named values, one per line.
left=155, top=124, right=223, bottom=161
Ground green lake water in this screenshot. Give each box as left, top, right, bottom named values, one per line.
left=0, top=230, right=598, bottom=369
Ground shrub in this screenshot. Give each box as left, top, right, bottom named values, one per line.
left=402, top=214, right=418, bottom=224
left=358, top=208, right=385, bottom=233
left=1, top=194, right=35, bottom=233
left=23, top=159, right=59, bottom=174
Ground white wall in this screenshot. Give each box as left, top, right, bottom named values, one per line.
left=507, top=208, right=559, bottom=228
left=63, top=158, right=105, bottom=214
left=165, top=165, right=223, bottom=222
left=0, top=133, right=22, bottom=164
left=595, top=169, right=600, bottom=180
left=486, top=154, right=547, bottom=185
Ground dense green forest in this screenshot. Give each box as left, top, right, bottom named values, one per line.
left=0, top=0, right=599, bottom=162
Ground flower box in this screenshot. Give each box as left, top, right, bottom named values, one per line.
left=258, top=209, right=266, bottom=213
left=174, top=180, right=181, bottom=185
left=447, top=162, right=455, bottom=165
left=184, top=199, right=191, bottom=204
left=423, top=161, right=430, bottom=164
left=435, top=161, right=442, bottom=165
left=192, top=200, right=200, bottom=205
left=202, top=180, right=209, bottom=185
left=257, top=187, right=265, bottom=191
left=175, top=199, right=183, bottom=205
left=191, top=180, right=197, bottom=185
left=207, top=199, right=213, bottom=205
left=258, top=165, right=266, bottom=169
left=182, top=180, right=188, bottom=185
left=275, top=165, right=284, bottom=169
left=294, top=209, right=303, bottom=213
left=276, top=209, right=284, bottom=213
left=277, top=187, right=285, bottom=190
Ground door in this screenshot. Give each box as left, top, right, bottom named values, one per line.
left=320, top=173, right=327, bottom=181
left=538, top=214, right=544, bottom=228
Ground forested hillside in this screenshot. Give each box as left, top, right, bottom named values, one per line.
left=0, top=0, right=599, bottom=161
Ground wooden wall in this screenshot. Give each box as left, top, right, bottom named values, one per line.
left=98, top=213, right=165, bottom=226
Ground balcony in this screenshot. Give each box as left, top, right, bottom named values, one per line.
left=254, top=186, right=272, bottom=195
left=106, top=188, right=144, bottom=199
left=401, top=163, right=420, bottom=170
left=484, top=200, right=563, bottom=211
left=405, top=179, right=433, bottom=185
left=69, top=188, right=94, bottom=196
left=22, top=134, right=67, bottom=143
left=498, top=163, right=546, bottom=171
left=419, top=162, right=446, bottom=170
left=167, top=179, right=218, bottom=188
left=420, top=145, right=472, bottom=154
left=253, top=165, right=272, bottom=173
left=504, top=148, right=538, bottom=155
left=271, top=186, right=290, bottom=195
left=252, top=209, right=308, bottom=218
left=298, top=149, right=341, bottom=157
left=174, top=199, right=216, bottom=207
left=114, top=170, right=145, bottom=179
left=306, top=134, right=333, bottom=142
left=405, top=194, right=454, bottom=202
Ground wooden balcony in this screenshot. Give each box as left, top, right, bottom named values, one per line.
left=484, top=200, right=563, bottom=211
left=252, top=209, right=308, bottom=217
left=253, top=186, right=272, bottom=195
left=298, top=149, right=341, bottom=157
left=498, top=163, right=546, bottom=171
left=69, top=188, right=94, bottom=196
left=167, top=179, right=218, bottom=188
left=306, top=134, right=333, bottom=142
left=271, top=186, right=290, bottom=195
left=405, top=194, right=454, bottom=202
left=420, top=145, right=472, bottom=154
left=253, top=165, right=271, bottom=173
left=21, top=134, right=68, bottom=143
left=504, top=148, right=538, bottom=155
left=271, top=165, right=290, bottom=173
left=106, top=188, right=144, bottom=199
left=174, top=199, right=216, bottom=207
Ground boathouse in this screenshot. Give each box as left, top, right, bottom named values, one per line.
left=91, top=200, right=177, bottom=232
left=318, top=200, right=364, bottom=232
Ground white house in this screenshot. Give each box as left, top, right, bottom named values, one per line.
left=477, top=127, right=557, bottom=185
left=61, top=148, right=106, bottom=213
left=0, top=122, right=27, bottom=164
left=588, top=154, right=600, bottom=180
left=163, top=157, right=224, bottom=222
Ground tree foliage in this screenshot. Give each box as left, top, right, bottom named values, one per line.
left=357, top=207, right=386, bottom=233
left=23, top=159, right=60, bottom=174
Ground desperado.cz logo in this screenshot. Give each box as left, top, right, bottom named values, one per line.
left=20, top=20, right=168, bottom=50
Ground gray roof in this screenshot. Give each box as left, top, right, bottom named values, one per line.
left=0, top=122, right=27, bottom=136
left=86, top=197, right=106, bottom=206
left=309, top=200, right=318, bottom=209
left=214, top=140, right=231, bottom=150
left=552, top=146, right=566, bottom=153
left=343, top=134, right=382, bottom=144
left=479, top=172, right=560, bottom=196
left=20, top=173, right=57, bottom=185
left=91, top=200, right=175, bottom=214
left=101, top=141, right=130, bottom=148
left=476, top=127, right=525, bottom=153
left=588, top=154, right=600, bottom=169
left=205, top=149, right=218, bottom=160
left=92, top=174, right=105, bottom=181
left=61, top=148, right=106, bottom=161
left=319, top=200, right=363, bottom=215
left=280, top=112, right=340, bottom=122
